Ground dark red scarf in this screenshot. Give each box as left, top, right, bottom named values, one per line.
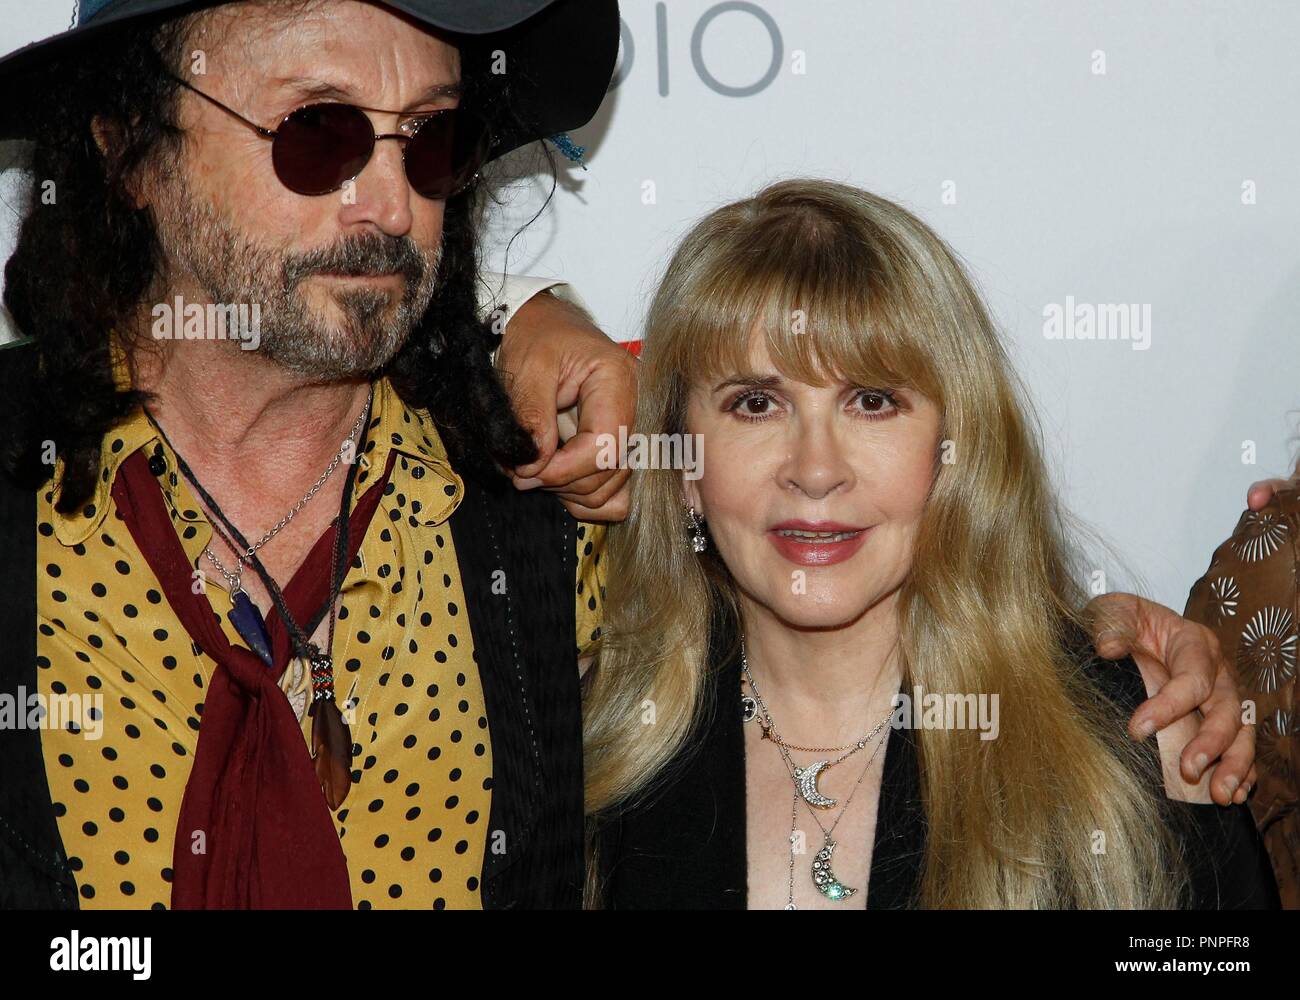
left=111, top=447, right=393, bottom=909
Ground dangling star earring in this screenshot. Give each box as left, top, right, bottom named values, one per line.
left=683, top=501, right=707, bottom=553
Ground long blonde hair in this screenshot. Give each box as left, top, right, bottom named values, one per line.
left=583, top=179, right=1184, bottom=908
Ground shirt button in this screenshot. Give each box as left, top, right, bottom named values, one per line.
left=148, top=454, right=167, bottom=477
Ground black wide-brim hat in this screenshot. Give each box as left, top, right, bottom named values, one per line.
left=0, top=0, right=619, bottom=157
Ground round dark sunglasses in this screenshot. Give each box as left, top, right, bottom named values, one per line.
left=166, top=72, right=491, bottom=199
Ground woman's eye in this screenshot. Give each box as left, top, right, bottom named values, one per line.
left=727, top=390, right=779, bottom=420
left=851, top=389, right=900, bottom=418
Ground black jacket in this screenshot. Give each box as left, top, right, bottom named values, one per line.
left=0, top=342, right=584, bottom=910
left=594, top=626, right=1281, bottom=910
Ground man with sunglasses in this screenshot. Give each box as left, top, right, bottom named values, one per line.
left=0, top=0, right=625, bottom=910
left=0, top=0, right=1263, bottom=911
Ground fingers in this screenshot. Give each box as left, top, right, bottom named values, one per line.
left=500, top=301, right=637, bottom=515
left=1245, top=478, right=1285, bottom=512
left=1233, top=764, right=1258, bottom=805
left=558, top=484, right=631, bottom=523
left=1174, top=671, right=1239, bottom=796
left=509, top=383, right=560, bottom=480
left=1083, top=592, right=1141, bottom=660
left=564, top=352, right=637, bottom=467
left=510, top=429, right=631, bottom=520
left=496, top=288, right=616, bottom=480
left=505, top=322, right=635, bottom=489
left=1130, top=624, right=1248, bottom=807
left=1098, top=596, right=1224, bottom=740
left=1119, top=605, right=1257, bottom=807
left=512, top=432, right=622, bottom=497
left=521, top=429, right=609, bottom=488
left=1245, top=469, right=1298, bottom=511
left=1128, top=669, right=1210, bottom=742
left=1202, top=722, right=1256, bottom=807
left=510, top=340, right=636, bottom=520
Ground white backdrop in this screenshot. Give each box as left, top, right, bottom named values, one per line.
left=4, top=0, right=1299, bottom=612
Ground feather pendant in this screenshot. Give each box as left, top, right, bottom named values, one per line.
left=310, top=694, right=352, bottom=811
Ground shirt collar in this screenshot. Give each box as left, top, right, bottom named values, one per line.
left=351, top=377, right=465, bottom=528
left=50, top=357, right=464, bottom=546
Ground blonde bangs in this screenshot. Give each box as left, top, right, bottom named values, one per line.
left=645, top=193, right=947, bottom=420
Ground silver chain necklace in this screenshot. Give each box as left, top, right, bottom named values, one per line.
left=741, top=643, right=894, bottom=909
left=203, top=400, right=370, bottom=596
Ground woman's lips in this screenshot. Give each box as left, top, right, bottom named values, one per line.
left=766, top=522, right=870, bottom=567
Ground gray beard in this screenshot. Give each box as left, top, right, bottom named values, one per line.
left=151, top=176, right=442, bottom=381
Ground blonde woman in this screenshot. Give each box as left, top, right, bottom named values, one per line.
left=583, top=179, right=1278, bottom=909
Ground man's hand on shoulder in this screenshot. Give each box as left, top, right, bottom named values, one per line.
left=1084, top=592, right=1256, bottom=806
left=1129, top=650, right=1216, bottom=804
left=496, top=290, right=635, bottom=522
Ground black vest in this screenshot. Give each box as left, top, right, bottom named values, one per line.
left=0, top=343, right=584, bottom=910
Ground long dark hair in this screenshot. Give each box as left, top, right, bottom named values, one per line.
left=2, top=9, right=539, bottom=513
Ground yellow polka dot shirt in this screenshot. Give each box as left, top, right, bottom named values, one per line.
left=36, top=376, right=606, bottom=909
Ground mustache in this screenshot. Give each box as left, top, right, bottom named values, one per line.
left=282, top=233, right=428, bottom=285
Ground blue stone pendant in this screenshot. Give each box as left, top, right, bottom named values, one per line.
left=229, top=590, right=273, bottom=667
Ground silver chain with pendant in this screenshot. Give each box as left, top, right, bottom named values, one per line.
left=202, top=401, right=369, bottom=596
left=742, top=642, right=893, bottom=909
left=199, top=399, right=368, bottom=723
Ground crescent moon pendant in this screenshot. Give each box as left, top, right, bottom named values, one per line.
left=812, top=837, right=858, bottom=901
left=794, top=760, right=837, bottom=809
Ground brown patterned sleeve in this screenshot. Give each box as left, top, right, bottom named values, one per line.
left=1184, top=487, right=1300, bottom=908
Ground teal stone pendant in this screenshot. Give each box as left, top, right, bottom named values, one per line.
left=812, top=837, right=857, bottom=901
